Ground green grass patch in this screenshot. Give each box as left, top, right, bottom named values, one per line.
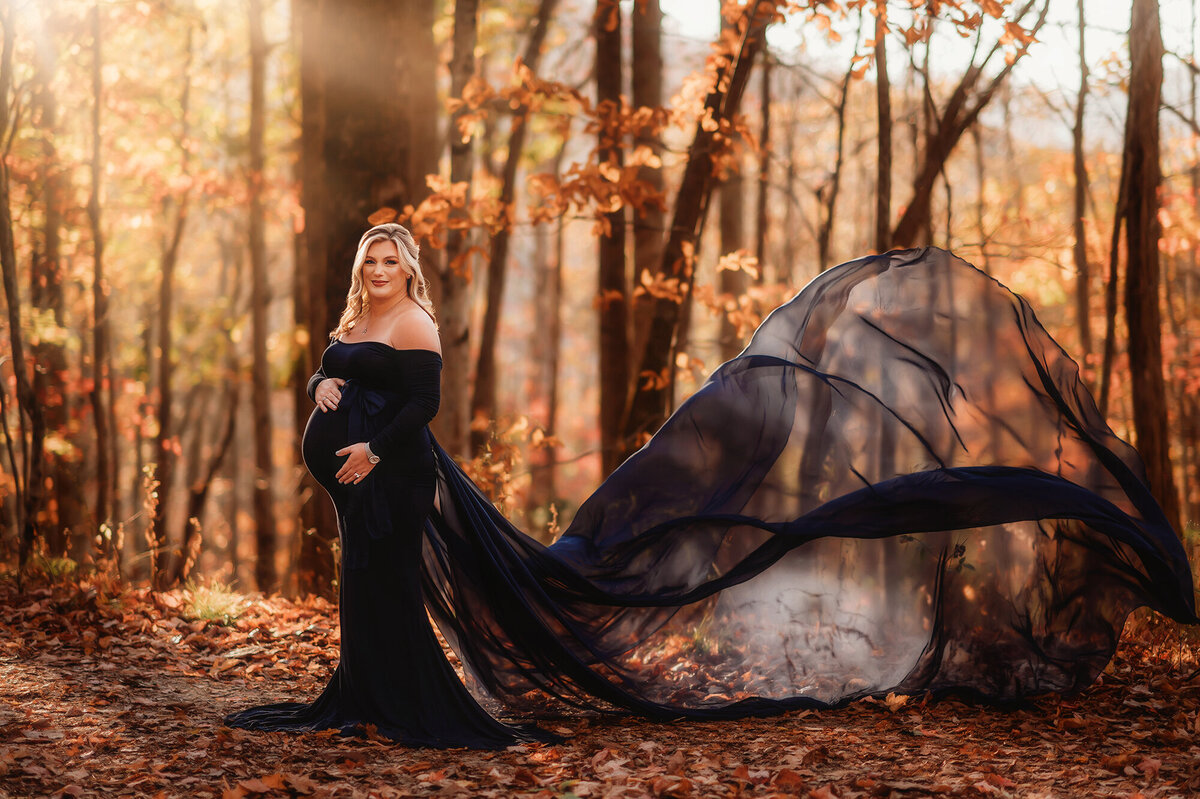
left=181, top=579, right=247, bottom=624
left=30, top=554, right=78, bottom=581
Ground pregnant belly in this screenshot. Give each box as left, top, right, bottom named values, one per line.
left=302, top=407, right=349, bottom=489
left=301, top=406, right=436, bottom=491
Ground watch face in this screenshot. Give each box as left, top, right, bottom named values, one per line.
left=368, top=455, right=380, bottom=464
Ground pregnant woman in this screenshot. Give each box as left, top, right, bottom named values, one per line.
left=226, top=223, right=1197, bottom=748
left=224, top=223, right=547, bottom=747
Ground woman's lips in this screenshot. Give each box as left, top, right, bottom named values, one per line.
left=371, top=280, right=387, bottom=286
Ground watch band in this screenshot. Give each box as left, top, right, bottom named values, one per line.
left=364, top=442, right=381, bottom=464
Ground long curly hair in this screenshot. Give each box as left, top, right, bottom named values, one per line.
left=330, top=223, right=435, bottom=340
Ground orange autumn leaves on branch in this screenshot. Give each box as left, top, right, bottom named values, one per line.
left=386, top=0, right=1040, bottom=277
left=396, top=55, right=677, bottom=267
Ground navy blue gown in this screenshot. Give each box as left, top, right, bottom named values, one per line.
left=224, top=340, right=548, bottom=747
left=226, top=247, right=1197, bottom=748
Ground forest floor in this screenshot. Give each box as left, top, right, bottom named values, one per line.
left=2, top=576, right=1200, bottom=799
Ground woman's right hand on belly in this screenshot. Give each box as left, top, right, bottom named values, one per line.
left=315, top=377, right=346, bottom=412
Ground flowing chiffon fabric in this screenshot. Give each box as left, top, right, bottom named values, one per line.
left=228, top=247, right=1197, bottom=748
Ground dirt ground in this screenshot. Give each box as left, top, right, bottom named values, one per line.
left=2, top=577, right=1199, bottom=798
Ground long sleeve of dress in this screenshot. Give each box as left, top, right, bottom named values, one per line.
left=307, top=366, right=328, bottom=402
left=368, top=352, right=442, bottom=460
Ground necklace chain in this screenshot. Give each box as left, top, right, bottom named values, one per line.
left=359, top=293, right=409, bottom=337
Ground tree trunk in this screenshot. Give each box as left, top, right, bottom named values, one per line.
left=1122, top=0, right=1182, bottom=534
left=227, top=399, right=243, bottom=587
left=754, top=55, right=771, bottom=278
left=891, top=1, right=1048, bottom=248
left=717, top=9, right=749, bottom=362
left=294, top=0, right=332, bottom=596
left=295, top=0, right=439, bottom=596
left=1072, top=0, right=1091, bottom=361
left=718, top=203, right=747, bottom=359
left=1188, top=0, right=1200, bottom=538
left=874, top=0, right=892, bottom=253
left=782, top=111, right=799, bottom=284
left=630, top=0, right=665, bottom=427
left=941, top=168, right=953, bottom=246
left=173, top=381, right=239, bottom=585
left=595, top=0, right=629, bottom=475
left=149, top=24, right=195, bottom=586
left=972, top=125, right=990, bottom=269
left=471, top=0, right=559, bottom=454
left=525, top=135, right=566, bottom=515
left=248, top=0, right=278, bottom=592
left=1098, top=145, right=1127, bottom=416
left=30, top=10, right=87, bottom=553
left=546, top=182, right=565, bottom=508
left=817, top=66, right=854, bottom=271
left=287, top=0, right=312, bottom=590
left=88, top=2, right=115, bottom=540
left=0, top=5, right=46, bottom=574
left=436, top=0, right=480, bottom=458
left=621, top=3, right=770, bottom=455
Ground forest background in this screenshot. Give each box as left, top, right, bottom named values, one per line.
left=1, top=0, right=1198, bottom=599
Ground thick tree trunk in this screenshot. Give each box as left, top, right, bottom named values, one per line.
left=295, top=0, right=439, bottom=595
left=471, top=0, right=558, bottom=455
left=630, top=0, right=665, bottom=428
left=294, top=0, right=333, bottom=596
left=1072, top=0, right=1091, bottom=361
left=595, top=0, right=629, bottom=475
left=1122, top=0, right=1182, bottom=534
left=874, top=0, right=892, bottom=253
left=436, top=0, right=480, bottom=458
left=248, top=0, right=278, bottom=592
left=621, top=3, right=769, bottom=455
left=288, top=0, right=313, bottom=590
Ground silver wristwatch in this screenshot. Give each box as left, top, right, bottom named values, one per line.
left=365, top=442, right=381, bottom=465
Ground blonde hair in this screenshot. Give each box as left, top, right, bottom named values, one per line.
left=331, top=223, right=435, bottom=340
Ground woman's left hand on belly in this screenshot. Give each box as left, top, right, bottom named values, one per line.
left=335, top=442, right=375, bottom=485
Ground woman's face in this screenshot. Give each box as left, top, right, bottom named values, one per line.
left=362, top=238, right=406, bottom=307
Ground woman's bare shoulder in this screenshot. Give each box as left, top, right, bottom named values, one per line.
left=389, top=305, right=442, bottom=356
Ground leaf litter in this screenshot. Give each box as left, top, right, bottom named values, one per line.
left=2, top=577, right=1199, bottom=798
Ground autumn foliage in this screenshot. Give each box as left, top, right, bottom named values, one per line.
left=0, top=1, right=1199, bottom=790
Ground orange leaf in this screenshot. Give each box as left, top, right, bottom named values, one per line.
left=774, top=768, right=805, bottom=789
